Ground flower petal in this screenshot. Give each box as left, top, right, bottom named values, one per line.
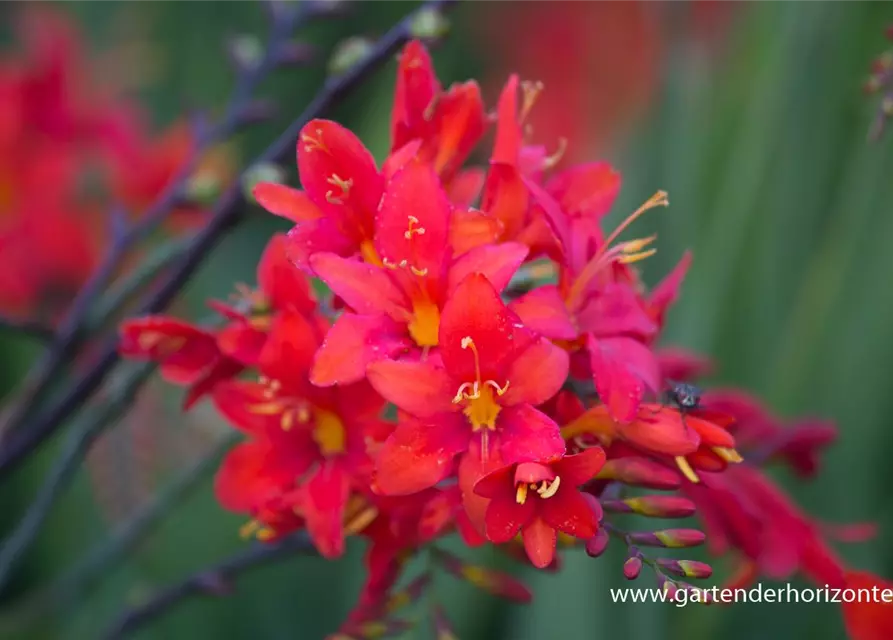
left=481, top=163, right=528, bottom=240
left=497, top=405, right=565, bottom=465
left=214, top=441, right=296, bottom=512
left=285, top=217, right=358, bottom=270
left=447, top=242, right=529, bottom=296
left=553, top=448, right=607, bottom=487
left=252, top=182, right=322, bottom=223
left=366, top=359, right=456, bottom=418
left=438, top=273, right=520, bottom=383
left=588, top=335, right=661, bottom=423
left=508, top=285, right=577, bottom=340
left=576, top=283, right=657, bottom=340
left=310, top=252, right=409, bottom=321
left=391, top=40, right=440, bottom=151
left=257, top=233, right=317, bottom=313
left=311, top=313, right=409, bottom=386
left=431, top=80, right=487, bottom=179
left=485, top=495, right=535, bottom=543
left=539, top=488, right=597, bottom=539
left=447, top=168, right=486, bottom=208
left=545, top=161, right=621, bottom=221
left=374, top=414, right=468, bottom=495
left=648, top=251, right=692, bottom=328
left=522, top=517, right=557, bottom=569
left=375, top=162, right=450, bottom=277
left=449, top=207, right=502, bottom=256
left=257, top=311, right=321, bottom=391
left=501, top=337, right=569, bottom=407
left=302, top=462, right=350, bottom=558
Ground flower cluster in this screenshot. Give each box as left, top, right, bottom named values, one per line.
left=121, top=40, right=892, bottom=639
left=0, top=8, right=227, bottom=322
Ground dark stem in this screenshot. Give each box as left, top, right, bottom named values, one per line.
left=101, top=532, right=315, bottom=640
left=0, top=1, right=317, bottom=439
left=0, top=0, right=457, bottom=480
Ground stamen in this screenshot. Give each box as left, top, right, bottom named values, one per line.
left=404, top=215, right=426, bottom=239
left=516, top=483, right=529, bottom=505
left=484, top=379, right=510, bottom=396
left=536, top=476, right=561, bottom=499
left=675, top=456, right=700, bottom=484
left=713, top=447, right=744, bottom=464
left=519, top=80, right=544, bottom=123
left=543, top=137, right=568, bottom=170
left=324, top=174, right=353, bottom=205
left=462, top=336, right=483, bottom=388
left=300, top=128, right=328, bottom=153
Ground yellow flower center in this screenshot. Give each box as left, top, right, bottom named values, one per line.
left=407, top=296, right=440, bottom=347
left=313, top=409, right=346, bottom=456
left=451, top=337, right=510, bottom=433
left=515, top=477, right=561, bottom=504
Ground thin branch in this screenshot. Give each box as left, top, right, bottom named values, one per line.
left=101, top=532, right=315, bottom=640
left=0, top=363, right=156, bottom=588
left=0, top=317, right=55, bottom=342
left=0, top=2, right=320, bottom=438
left=0, top=0, right=457, bottom=481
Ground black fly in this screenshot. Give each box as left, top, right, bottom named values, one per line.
left=666, top=382, right=701, bottom=412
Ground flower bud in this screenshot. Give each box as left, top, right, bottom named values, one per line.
left=596, top=458, right=681, bottom=490
left=603, top=495, right=696, bottom=518
left=409, top=6, right=450, bottom=41
left=585, top=528, right=610, bottom=558
left=656, top=559, right=713, bottom=579
left=623, top=555, right=643, bottom=580
left=628, top=529, right=706, bottom=548
left=242, top=163, right=287, bottom=203
left=227, top=34, right=263, bottom=72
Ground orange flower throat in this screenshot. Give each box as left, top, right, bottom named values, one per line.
left=451, top=337, right=510, bottom=435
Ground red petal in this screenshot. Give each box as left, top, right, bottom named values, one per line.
left=257, top=311, right=320, bottom=391
left=497, top=405, right=565, bottom=465
left=217, top=322, right=266, bottom=366
left=374, top=414, right=468, bottom=495
left=449, top=208, right=502, bottom=257
left=375, top=162, right=450, bottom=277
left=447, top=168, right=486, bottom=208
left=296, top=119, right=381, bottom=235
left=481, top=163, right=527, bottom=240
left=383, top=139, right=422, bottom=179
left=843, top=571, right=893, bottom=640
left=648, top=251, right=692, bottom=328
left=657, top=347, right=714, bottom=381
left=485, top=495, right=535, bottom=543
left=546, top=162, right=621, bottom=221
left=522, top=517, right=557, bottom=569
left=214, top=441, right=295, bottom=512
left=588, top=335, right=661, bottom=423
left=439, top=273, right=518, bottom=383
left=508, top=285, right=577, bottom=340
left=523, top=177, right=571, bottom=261
left=539, top=487, right=597, bottom=539
left=501, top=338, right=569, bottom=407
left=473, top=465, right=516, bottom=499
left=367, top=359, right=457, bottom=418
left=119, top=317, right=219, bottom=384
left=183, top=356, right=243, bottom=410
left=458, top=441, right=506, bottom=536
left=310, top=253, right=409, bottom=321
left=252, top=182, right=322, bottom=222
left=311, top=313, right=409, bottom=386
left=391, top=40, right=440, bottom=151
left=619, top=408, right=701, bottom=456
left=431, top=81, right=487, bottom=179
left=302, top=462, right=350, bottom=558
left=553, top=448, right=607, bottom=487
left=491, top=75, right=520, bottom=166
left=285, top=217, right=358, bottom=270
left=257, top=233, right=316, bottom=313
left=575, top=283, right=657, bottom=340
left=447, top=242, right=528, bottom=296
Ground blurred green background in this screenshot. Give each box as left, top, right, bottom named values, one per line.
left=2, top=1, right=893, bottom=638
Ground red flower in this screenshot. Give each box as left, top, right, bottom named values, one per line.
left=213, top=313, right=386, bottom=558
left=368, top=273, right=568, bottom=526
left=309, top=162, right=528, bottom=385
left=391, top=40, right=486, bottom=200
left=253, top=119, right=388, bottom=269
left=842, top=571, right=893, bottom=640
left=474, top=448, right=606, bottom=568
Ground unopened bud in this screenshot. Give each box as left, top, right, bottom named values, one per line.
left=585, top=528, right=610, bottom=558
left=604, top=495, right=696, bottom=519
left=596, top=458, right=681, bottom=490
left=242, top=163, right=287, bottom=203
left=581, top=492, right=604, bottom=522
left=623, top=554, right=643, bottom=580
left=657, top=559, right=713, bottom=579
left=409, top=6, right=450, bottom=41
left=628, top=529, right=706, bottom=548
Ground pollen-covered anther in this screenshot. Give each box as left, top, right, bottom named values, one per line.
left=535, top=476, right=561, bottom=499
left=516, top=482, right=529, bottom=505
left=543, top=137, right=568, bottom=170
left=382, top=257, right=409, bottom=270
left=675, top=456, right=700, bottom=484
left=519, top=79, right=545, bottom=123
left=301, top=128, right=328, bottom=153
left=409, top=266, right=428, bottom=277
left=713, top=447, right=743, bottom=464
left=616, top=235, right=658, bottom=265
left=404, top=215, right=426, bottom=239
left=324, top=174, right=353, bottom=205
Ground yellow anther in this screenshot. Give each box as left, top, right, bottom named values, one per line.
left=516, top=483, right=529, bottom=505
left=713, top=447, right=744, bottom=464
left=409, top=266, right=428, bottom=277
left=536, top=476, right=561, bottom=499
left=618, top=248, right=657, bottom=265
left=485, top=379, right=510, bottom=396
left=404, top=215, right=426, bottom=239
left=301, top=128, right=328, bottom=153
left=324, top=174, right=353, bottom=205
left=519, top=80, right=544, bottom=123
left=543, top=137, right=568, bottom=170
left=675, top=456, right=700, bottom=484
